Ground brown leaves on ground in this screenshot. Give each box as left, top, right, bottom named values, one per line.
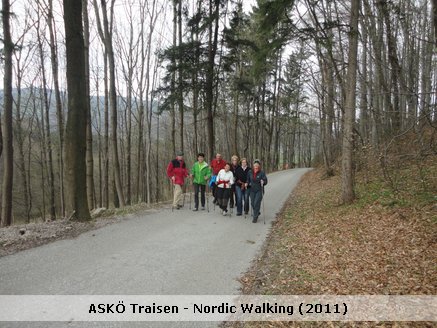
left=227, top=167, right=436, bottom=328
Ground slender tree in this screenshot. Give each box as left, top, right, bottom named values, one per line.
left=93, top=0, right=126, bottom=207
left=433, top=0, right=437, bottom=47
left=36, top=13, right=56, bottom=220
left=83, top=0, right=96, bottom=210
left=341, top=0, right=360, bottom=204
left=205, top=0, right=220, bottom=160
left=45, top=0, right=66, bottom=217
left=1, top=0, right=14, bottom=227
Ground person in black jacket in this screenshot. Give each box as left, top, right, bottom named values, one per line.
left=234, top=158, right=251, bottom=216
left=246, top=159, right=268, bottom=223
left=229, top=155, right=239, bottom=209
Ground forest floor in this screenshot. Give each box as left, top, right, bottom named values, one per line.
left=226, top=157, right=437, bottom=328
left=0, top=202, right=168, bottom=258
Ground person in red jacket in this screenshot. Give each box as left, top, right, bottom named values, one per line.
left=167, top=151, right=188, bottom=209
left=210, top=153, right=227, bottom=204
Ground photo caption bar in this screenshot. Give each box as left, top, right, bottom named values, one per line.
left=0, top=295, right=435, bottom=321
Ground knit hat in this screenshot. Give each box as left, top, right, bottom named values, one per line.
left=254, top=159, right=261, bottom=165
left=176, top=151, right=184, bottom=156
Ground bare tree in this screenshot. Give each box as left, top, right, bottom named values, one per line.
left=206, top=0, right=221, bottom=160
left=36, top=9, right=56, bottom=220
left=341, top=0, right=360, bottom=204
left=1, top=0, right=14, bottom=227
left=83, top=0, right=96, bottom=210
left=41, top=0, right=66, bottom=217
left=433, top=0, right=437, bottom=47
left=13, top=15, right=34, bottom=223
left=63, top=0, right=91, bottom=220
left=93, top=0, right=126, bottom=207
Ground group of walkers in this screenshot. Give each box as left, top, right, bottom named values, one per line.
left=166, top=152, right=268, bottom=223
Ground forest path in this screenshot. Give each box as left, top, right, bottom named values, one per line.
left=0, top=168, right=310, bottom=327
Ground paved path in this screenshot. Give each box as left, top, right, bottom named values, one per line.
left=0, top=168, right=310, bottom=327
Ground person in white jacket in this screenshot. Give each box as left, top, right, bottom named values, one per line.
left=215, top=163, right=234, bottom=216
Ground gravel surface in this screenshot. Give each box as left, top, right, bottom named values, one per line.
left=0, top=205, right=165, bottom=258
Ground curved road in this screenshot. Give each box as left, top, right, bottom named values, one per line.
left=0, top=168, right=310, bottom=327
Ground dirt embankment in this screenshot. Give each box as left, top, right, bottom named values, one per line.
left=227, top=166, right=436, bottom=328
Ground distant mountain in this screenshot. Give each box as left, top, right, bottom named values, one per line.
left=0, top=88, right=164, bottom=133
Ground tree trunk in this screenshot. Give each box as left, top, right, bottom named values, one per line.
left=83, top=0, right=95, bottom=210
left=359, top=21, right=369, bottom=143
left=106, top=1, right=125, bottom=207
left=63, top=0, right=91, bottom=220
left=171, top=0, right=177, bottom=156
left=1, top=0, right=13, bottom=227
left=93, top=0, right=125, bottom=207
left=103, top=51, right=109, bottom=208
left=47, top=0, right=66, bottom=217
left=341, top=0, right=360, bottom=204
left=37, top=19, right=56, bottom=221
left=145, top=0, right=160, bottom=204
left=433, top=0, right=437, bottom=47
left=381, top=0, right=403, bottom=133
left=178, top=0, right=184, bottom=153
left=206, top=0, right=220, bottom=160
left=14, top=62, right=32, bottom=223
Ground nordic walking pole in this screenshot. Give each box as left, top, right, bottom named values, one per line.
left=244, top=185, right=247, bottom=219
left=244, top=199, right=247, bottom=219
left=230, top=192, right=233, bottom=217
left=206, top=184, right=210, bottom=212
left=189, top=181, right=192, bottom=210
left=262, top=184, right=266, bottom=225
left=213, top=183, right=216, bottom=212
left=171, top=182, right=175, bottom=212
left=182, top=181, right=186, bottom=208
left=229, top=198, right=232, bottom=217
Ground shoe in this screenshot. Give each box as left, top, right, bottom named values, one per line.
left=201, top=206, right=205, bottom=210
left=193, top=208, right=198, bottom=211
left=236, top=213, right=242, bottom=216
left=177, top=205, right=182, bottom=209
left=222, top=210, right=228, bottom=216
left=252, top=217, right=258, bottom=223
left=244, top=211, right=249, bottom=215
left=213, top=199, right=217, bottom=205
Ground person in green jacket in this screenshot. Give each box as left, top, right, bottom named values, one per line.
left=190, top=153, right=212, bottom=211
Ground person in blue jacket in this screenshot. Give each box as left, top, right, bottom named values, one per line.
left=246, top=159, right=267, bottom=223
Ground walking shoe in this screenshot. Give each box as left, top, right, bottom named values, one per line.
left=236, top=213, right=242, bottom=216
left=252, top=217, right=258, bottom=223
left=244, top=211, right=249, bottom=215
left=177, top=205, right=182, bottom=209
left=193, top=208, right=198, bottom=211
left=222, top=210, right=228, bottom=216
left=201, top=206, right=205, bottom=210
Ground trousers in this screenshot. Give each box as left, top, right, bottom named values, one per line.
left=250, top=189, right=263, bottom=219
